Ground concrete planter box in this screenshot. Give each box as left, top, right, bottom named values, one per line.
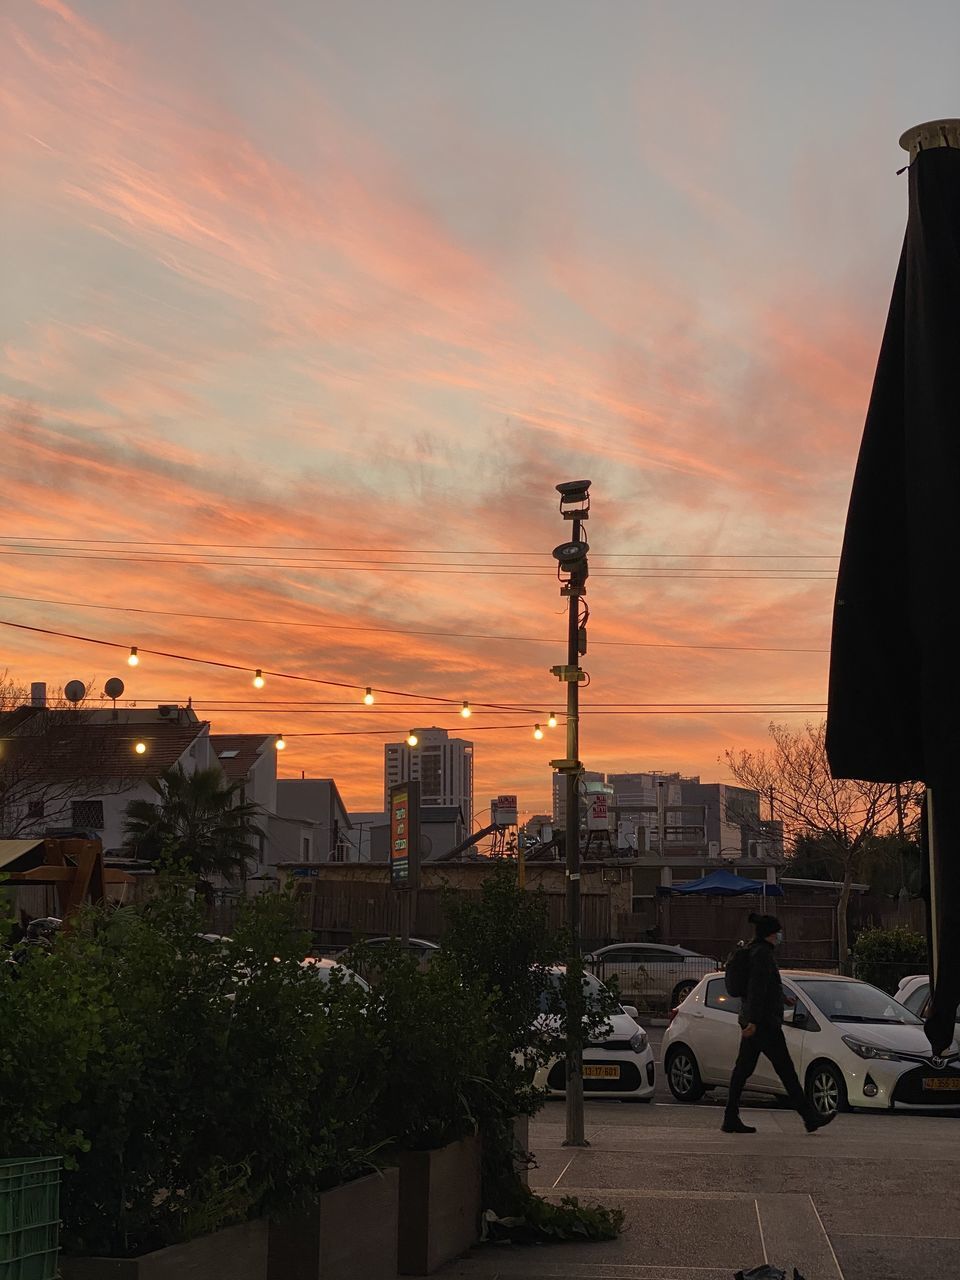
left=397, top=1135, right=481, bottom=1276
left=60, top=1218, right=268, bottom=1280
left=267, top=1168, right=399, bottom=1280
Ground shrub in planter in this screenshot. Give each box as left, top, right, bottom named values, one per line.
left=440, top=860, right=624, bottom=1242
left=345, top=941, right=492, bottom=1152
left=1, top=880, right=387, bottom=1259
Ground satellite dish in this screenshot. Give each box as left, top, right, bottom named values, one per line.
left=64, top=680, right=86, bottom=704
left=104, top=677, right=125, bottom=700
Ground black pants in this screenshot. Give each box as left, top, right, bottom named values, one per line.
left=724, top=1024, right=815, bottom=1122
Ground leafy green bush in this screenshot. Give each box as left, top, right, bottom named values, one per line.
left=853, top=926, right=928, bottom=992
left=343, top=939, right=491, bottom=1152
left=439, top=860, right=623, bottom=1235
left=0, top=880, right=385, bottom=1257
left=1, top=866, right=624, bottom=1257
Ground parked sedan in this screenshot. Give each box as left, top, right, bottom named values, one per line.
left=585, top=943, right=718, bottom=1010
left=531, top=968, right=656, bottom=1102
left=662, top=970, right=960, bottom=1118
left=896, top=974, right=960, bottom=1042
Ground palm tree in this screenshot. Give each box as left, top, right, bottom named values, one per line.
left=124, top=765, right=266, bottom=896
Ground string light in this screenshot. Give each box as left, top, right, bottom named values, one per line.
left=460, top=700, right=471, bottom=718
left=253, top=669, right=265, bottom=689
left=127, top=646, right=139, bottom=667
left=406, top=731, right=419, bottom=747
left=134, top=740, right=146, bottom=754
left=275, top=733, right=286, bottom=751
left=363, top=687, right=375, bottom=705
left=548, top=712, right=558, bottom=728
left=533, top=724, right=544, bottom=740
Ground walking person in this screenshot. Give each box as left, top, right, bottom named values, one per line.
left=722, top=913, right=834, bottom=1134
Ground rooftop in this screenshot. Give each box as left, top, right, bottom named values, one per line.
left=0, top=710, right=209, bottom=780
left=210, top=733, right=273, bottom=782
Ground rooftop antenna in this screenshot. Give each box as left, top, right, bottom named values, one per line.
left=104, top=677, right=125, bottom=721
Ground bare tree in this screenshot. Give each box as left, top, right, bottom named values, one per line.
left=724, top=721, right=917, bottom=970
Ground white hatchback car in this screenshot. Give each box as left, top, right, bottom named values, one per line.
left=662, top=970, right=960, bottom=1117
left=532, top=968, right=656, bottom=1102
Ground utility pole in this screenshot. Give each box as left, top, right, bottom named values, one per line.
left=550, top=480, right=591, bottom=1148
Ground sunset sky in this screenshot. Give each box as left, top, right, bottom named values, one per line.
left=3, top=0, right=958, bottom=822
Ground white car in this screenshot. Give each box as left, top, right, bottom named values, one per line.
left=530, top=967, right=656, bottom=1102
left=895, top=974, right=960, bottom=1039
left=584, top=942, right=718, bottom=1010
left=662, top=970, right=960, bottom=1117
left=301, top=956, right=371, bottom=992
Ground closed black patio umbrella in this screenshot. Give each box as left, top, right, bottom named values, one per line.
left=826, top=119, right=960, bottom=1054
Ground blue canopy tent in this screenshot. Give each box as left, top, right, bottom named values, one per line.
left=656, top=869, right=783, bottom=898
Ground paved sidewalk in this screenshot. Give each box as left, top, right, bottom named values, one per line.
left=440, top=1100, right=960, bottom=1280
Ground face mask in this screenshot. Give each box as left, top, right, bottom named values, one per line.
left=774, top=931, right=784, bottom=947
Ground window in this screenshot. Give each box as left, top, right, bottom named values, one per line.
left=71, top=800, right=104, bottom=830
left=705, top=978, right=741, bottom=1015
left=27, top=800, right=45, bottom=821
left=219, top=749, right=239, bottom=759
left=301, top=836, right=311, bottom=861
left=901, top=983, right=930, bottom=1016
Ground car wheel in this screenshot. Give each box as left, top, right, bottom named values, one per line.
left=671, top=980, right=698, bottom=1007
left=806, top=1060, right=848, bottom=1118
left=665, top=1045, right=706, bottom=1102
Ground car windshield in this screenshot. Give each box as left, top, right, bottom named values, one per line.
left=538, top=971, right=608, bottom=1014
left=797, top=979, right=923, bottom=1025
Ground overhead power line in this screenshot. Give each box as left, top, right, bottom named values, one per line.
left=0, top=535, right=841, bottom=559
left=0, top=591, right=831, bottom=655
left=0, top=547, right=838, bottom=580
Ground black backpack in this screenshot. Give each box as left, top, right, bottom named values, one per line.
left=725, top=943, right=753, bottom=997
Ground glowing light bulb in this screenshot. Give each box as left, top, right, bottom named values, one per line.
left=533, top=724, right=544, bottom=740
left=128, top=647, right=139, bottom=667
left=461, top=700, right=471, bottom=718
left=548, top=712, right=558, bottom=728
left=407, top=732, right=419, bottom=747
left=253, top=669, right=265, bottom=689
left=134, top=740, right=146, bottom=755
left=275, top=734, right=286, bottom=751
left=363, top=687, right=375, bottom=706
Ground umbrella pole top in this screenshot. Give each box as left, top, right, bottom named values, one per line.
left=900, top=119, right=960, bottom=159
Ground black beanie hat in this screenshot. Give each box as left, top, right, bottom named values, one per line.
left=749, top=912, right=782, bottom=939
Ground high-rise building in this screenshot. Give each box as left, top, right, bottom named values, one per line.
left=384, top=727, right=473, bottom=829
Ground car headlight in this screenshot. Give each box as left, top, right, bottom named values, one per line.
left=629, top=1029, right=648, bottom=1053
left=841, top=1034, right=902, bottom=1062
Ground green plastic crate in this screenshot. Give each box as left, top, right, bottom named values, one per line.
left=0, top=1158, right=61, bottom=1280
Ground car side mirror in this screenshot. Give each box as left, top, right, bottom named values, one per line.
left=789, top=1006, right=806, bottom=1027
left=622, top=1005, right=639, bottom=1020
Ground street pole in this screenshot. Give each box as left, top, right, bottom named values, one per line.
left=551, top=480, right=591, bottom=1149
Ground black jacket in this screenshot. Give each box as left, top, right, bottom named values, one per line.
left=739, top=941, right=783, bottom=1030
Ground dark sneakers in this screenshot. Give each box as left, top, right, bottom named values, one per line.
left=721, top=1117, right=757, bottom=1133
left=804, top=1111, right=836, bottom=1133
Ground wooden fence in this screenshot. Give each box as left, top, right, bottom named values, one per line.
left=296, top=880, right=609, bottom=950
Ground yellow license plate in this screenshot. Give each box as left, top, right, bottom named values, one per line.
left=923, top=1077, right=960, bottom=1091
left=584, top=1064, right=620, bottom=1080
